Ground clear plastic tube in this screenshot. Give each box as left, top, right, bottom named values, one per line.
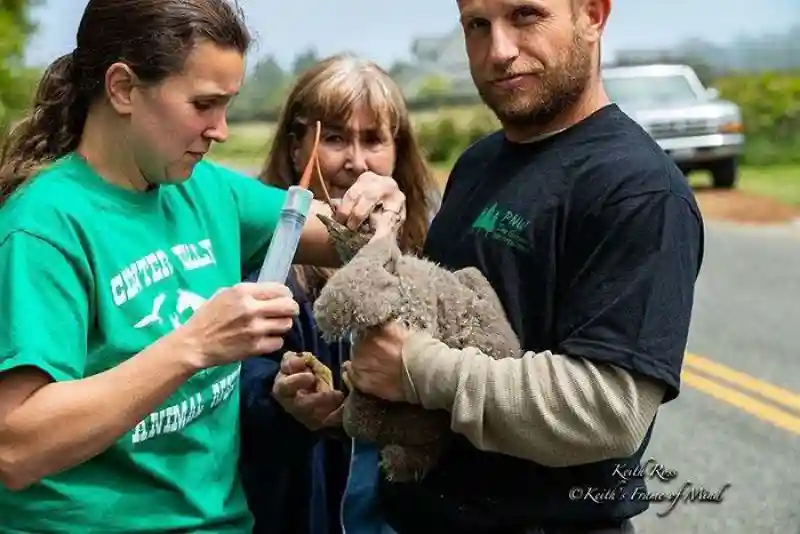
left=257, top=185, right=314, bottom=283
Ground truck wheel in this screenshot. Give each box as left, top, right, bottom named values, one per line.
left=710, top=158, right=738, bottom=189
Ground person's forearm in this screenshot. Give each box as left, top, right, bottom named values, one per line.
left=401, top=332, right=666, bottom=468
left=0, top=333, right=201, bottom=490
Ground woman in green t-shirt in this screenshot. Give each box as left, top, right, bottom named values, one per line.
left=0, top=1, right=405, bottom=532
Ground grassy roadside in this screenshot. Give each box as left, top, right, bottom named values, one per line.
left=690, top=166, right=800, bottom=206
left=208, top=122, right=273, bottom=172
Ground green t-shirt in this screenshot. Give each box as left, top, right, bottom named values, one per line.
left=0, top=153, right=287, bottom=533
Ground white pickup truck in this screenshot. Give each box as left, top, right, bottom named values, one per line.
left=602, top=64, right=745, bottom=189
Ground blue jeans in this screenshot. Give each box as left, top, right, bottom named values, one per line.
left=340, top=440, right=397, bottom=534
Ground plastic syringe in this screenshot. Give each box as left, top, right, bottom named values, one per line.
left=256, top=185, right=314, bottom=284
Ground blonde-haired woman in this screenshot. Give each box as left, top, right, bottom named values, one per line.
left=239, top=54, right=439, bottom=534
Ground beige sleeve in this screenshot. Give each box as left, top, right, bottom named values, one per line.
left=400, top=332, right=667, bottom=467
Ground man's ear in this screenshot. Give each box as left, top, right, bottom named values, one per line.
left=105, top=62, right=138, bottom=116
left=576, top=0, right=611, bottom=44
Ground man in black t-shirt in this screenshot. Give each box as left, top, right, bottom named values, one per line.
left=344, top=0, right=705, bottom=532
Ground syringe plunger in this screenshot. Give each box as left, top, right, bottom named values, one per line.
left=256, top=185, right=314, bottom=284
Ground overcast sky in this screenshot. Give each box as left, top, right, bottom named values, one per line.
left=25, top=0, right=798, bottom=70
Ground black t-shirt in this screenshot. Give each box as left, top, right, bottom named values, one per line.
left=378, top=104, right=705, bottom=533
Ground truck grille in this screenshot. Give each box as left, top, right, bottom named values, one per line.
left=648, top=119, right=717, bottom=139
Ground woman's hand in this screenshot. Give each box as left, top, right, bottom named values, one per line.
left=177, top=282, right=299, bottom=369
left=335, top=171, right=406, bottom=237
left=272, top=353, right=345, bottom=431
left=296, top=172, right=405, bottom=267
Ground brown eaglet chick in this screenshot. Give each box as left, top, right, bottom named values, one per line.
left=311, top=216, right=522, bottom=482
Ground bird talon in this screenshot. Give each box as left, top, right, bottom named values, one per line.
left=293, top=351, right=334, bottom=392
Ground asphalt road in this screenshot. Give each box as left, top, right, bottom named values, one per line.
left=630, top=220, right=800, bottom=534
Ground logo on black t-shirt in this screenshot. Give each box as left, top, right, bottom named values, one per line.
left=471, top=202, right=531, bottom=252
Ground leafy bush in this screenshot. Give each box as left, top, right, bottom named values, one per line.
left=715, top=71, right=800, bottom=165
left=417, top=118, right=461, bottom=163
left=416, top=107, right=499, bottom=164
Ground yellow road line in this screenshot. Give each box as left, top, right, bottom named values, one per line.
left=681, top=352, right=800, bottom=436
left=685, top=352, right=800, bottom=412
left=681, top=370, right=800, bottom=435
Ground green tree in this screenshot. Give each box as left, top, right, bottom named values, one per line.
left=0, top=0, right=42, bottom=133
left=416, top=74, right=452, bottom=98
left=227, top=54, right=287, bottom=121
left=291, top=47, right=319, bottom=76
